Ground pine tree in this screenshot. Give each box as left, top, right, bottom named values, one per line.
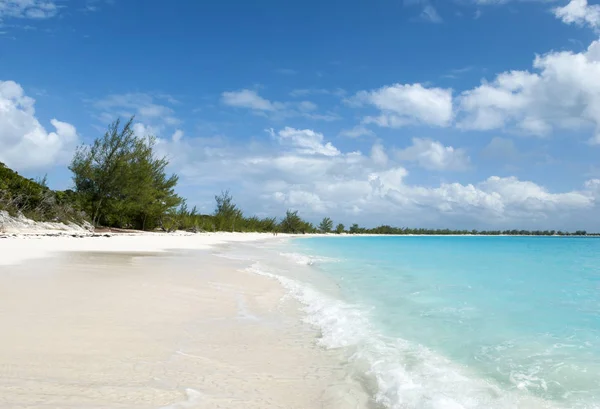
left=69, top=117, right=181, bottom=229
left=318, top=217, right=333, bottom=233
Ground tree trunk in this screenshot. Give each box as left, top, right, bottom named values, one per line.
left=92, top=198, right=103, bottom=227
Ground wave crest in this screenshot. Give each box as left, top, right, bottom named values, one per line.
left=246, top=262, right=573, bottom=409
left=279, top=252, right=340, bottom=266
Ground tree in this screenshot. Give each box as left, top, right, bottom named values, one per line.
left=349, top=223, right=360, bottom=234
left=70, top=117, right=135, bottom=227
left=335, top=223, right=345, bottom=234
left=279, top=210, right=304, bottom=233
left=69, top=117, right=182, bottom=229
left=319, top=217, right=333, bottom=233
left=214, top=190, right=243, bottom=231
left=128, top=136, right=181, bottom=230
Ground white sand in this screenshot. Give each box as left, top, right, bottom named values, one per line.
left=0, top=233, right=367, bottom=409
left=0, top=232, right=281, bottom=266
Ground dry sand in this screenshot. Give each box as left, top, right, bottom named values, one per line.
left=0, top=234, right=367, bottom=409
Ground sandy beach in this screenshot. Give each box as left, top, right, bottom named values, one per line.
left=0, top=233, right=366, bottom=409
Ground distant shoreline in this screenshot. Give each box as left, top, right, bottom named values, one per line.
left=2, top=230, right=599, bottom=241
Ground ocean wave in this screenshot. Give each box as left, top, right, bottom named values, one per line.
left=278, top=252, right=340, bottom=266
left=246, top=262, right=590, bottom=409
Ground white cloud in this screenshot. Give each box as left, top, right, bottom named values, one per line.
left=404, top=0, right=442, bottom=23
left=221, top=89, right=282, bottom=111
left=457, top=39, right=600, bottom=143
left=93, top=92, right=180, bottom=126
left=554, top=0, right=600, bottom=30
left=0, top=0, right=58, bottom=20
left=137, top=104, right=172, bottom=118
left=298, top=100, right=318, bottom=112
left=275, top=127, right=341, bottom=156
left=371, top=142, right=389, bottom=166
left=272, top=190, right=329, bottom=213
left=157, top=126, right=596, bottom=229
left=0, top=80, right=78, bottom=170
left=395, top=138, right=470, bottom=171
left=171, top=129, right=184, bottom=142
left=350, top=83, right=454, bottom=128
left=339, top=125, right=376, bottom=138
left=421, top=4, right=442, bottom=22
left=221, top=88, right=338, bottom=121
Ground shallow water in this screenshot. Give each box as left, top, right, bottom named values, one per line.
left=232, top=236, right=600, bottom=409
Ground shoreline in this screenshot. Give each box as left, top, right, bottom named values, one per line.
left=1, top=233, right=588, bottom=408
left=0, top=232, right=293, bottom=266
left=0, top=233, right=368, bottom=408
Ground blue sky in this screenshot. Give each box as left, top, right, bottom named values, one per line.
left=2, top=0, right=600, bottom=230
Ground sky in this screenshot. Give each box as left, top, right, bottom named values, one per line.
left=2, top=0, right=600, bottom=230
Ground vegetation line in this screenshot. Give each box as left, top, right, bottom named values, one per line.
left=0, top=117, right=596, bottom=236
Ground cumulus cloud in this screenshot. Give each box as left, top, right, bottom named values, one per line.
left=156, top=126, right=596, bottom=228
left=348, top=83, right=454, bottom=128
left=554, top=0, right=600, bottom=30
left=221, top=89, right=282, bottom=111
left=272, top=127, right=341, bottom=156
left=457, top=39, right=600, bottom=143
left=395, top=138, right=470, bottom=171
left=371, top=142, right=389, bottom=166
left=0, top=80, right=78, bottom=170
left=272, top=190, right=329, bottom=213
left=0, top=0, right=58, bottom=20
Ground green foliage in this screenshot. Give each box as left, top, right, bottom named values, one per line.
left=165, top=194, right=281, bottom=233
left=239, top=215, right=278, bottom=233
left=214, top=190, right=243, bottom=231
left=318, top=217, right=333, bottom=233
left=335, top=223, right=345, bottom=234
left=0, top=162, right=85, bottom=223
left=279, top=210, right=314, bottom=234
left=349, top=223, right=361, bottom=234
left=279, top=210, right=303, bottom=233
left=69, top=117, right=182, bottom=230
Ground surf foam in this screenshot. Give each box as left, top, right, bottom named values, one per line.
left=246, top=262, right=592, bottom=409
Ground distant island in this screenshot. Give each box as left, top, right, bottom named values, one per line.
left=1, top=117, right=597, bottom=237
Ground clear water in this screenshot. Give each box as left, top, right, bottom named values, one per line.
left=248, top=236, right=600, bottom=409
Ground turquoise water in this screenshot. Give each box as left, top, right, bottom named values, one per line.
left=266, top=236, right=600, bottom=408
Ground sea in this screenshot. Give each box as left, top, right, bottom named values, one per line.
left=221, top=236, right=600, bottom=409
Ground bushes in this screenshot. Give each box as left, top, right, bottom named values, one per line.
left=0, top=162, right=85, bottom=224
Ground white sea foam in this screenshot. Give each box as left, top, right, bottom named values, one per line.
left=246, top=262, right=595, bottom=409
left=278, top=252, right=340, bottom=266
